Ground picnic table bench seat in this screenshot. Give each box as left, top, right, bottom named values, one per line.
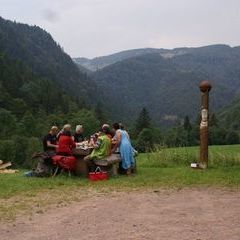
left=93, top=154, right=121, bottom=176
left=73, top=149, right=121, bottom=176
left=93, top=154, right=121, bottom=166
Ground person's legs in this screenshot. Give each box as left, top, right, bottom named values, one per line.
left=84, top=155, right=91, bottom=162
left=84, top=155, right=96, bottom=171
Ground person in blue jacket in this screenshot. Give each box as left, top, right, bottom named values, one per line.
left=112, top=123, right=135, bottom=175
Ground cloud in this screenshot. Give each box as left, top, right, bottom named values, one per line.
left=42, top=9, right=59, bottom=22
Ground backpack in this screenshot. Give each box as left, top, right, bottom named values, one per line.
left=32, top=152, right=53, bottom=177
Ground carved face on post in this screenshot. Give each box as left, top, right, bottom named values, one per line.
left=200, top=109, right=208, bottom=128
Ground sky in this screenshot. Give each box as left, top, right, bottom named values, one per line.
left=1, top=0, right=240, bottom=58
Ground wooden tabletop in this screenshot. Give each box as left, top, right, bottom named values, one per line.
left=73, top=148, right=93, bottom=156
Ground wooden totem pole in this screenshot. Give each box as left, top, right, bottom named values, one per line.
left=199, top=81, right=212, bottom=169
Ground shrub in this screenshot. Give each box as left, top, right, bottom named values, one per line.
left=0, top=140, right=16, bottom=163
left=24, top=137, right=42, bottom=168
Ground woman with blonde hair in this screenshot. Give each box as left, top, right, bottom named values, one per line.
left=57, top=124, right=76, bottom=156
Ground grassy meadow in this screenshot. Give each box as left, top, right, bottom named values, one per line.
left=0, top=144, right=240, bottom=220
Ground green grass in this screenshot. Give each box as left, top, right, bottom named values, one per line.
left=0, top=144, right=240, bottom=220
left=1, top=144, right=240, bottom=198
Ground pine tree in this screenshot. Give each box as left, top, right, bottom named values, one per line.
left=20, top=111, right=37, bottom=137
left=183, top=115, right=192, bottom=131
left=135, top=107, right=151, bottom=135
left=94, top=102, right=106, bottom=125
left=225, top=131, right=239, bottom=144
left=209, top=113, right=218, bottom=127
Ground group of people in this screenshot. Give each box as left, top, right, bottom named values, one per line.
left=42, top=123, right=136, bottom=175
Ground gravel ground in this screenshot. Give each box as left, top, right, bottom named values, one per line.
left=1, top=188, right=240, bottom=240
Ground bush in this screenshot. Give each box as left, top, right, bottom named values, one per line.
left=11, top=136, right=29, bottom=167
left=225, top=131, right=239, bottom=145
left=136, top=128, right=154, bottom=152
left=24, top=137, right=42, bottom=168
left=0, top=140, right=16, bottom=163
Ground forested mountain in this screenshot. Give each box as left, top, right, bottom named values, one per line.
left=0, top=17, right=102, bottom=167
left=91, top=46, right=240, bottom=126
left=0, top=16, right=96, bottom=102
left=2, top=15, right=239, bottom=128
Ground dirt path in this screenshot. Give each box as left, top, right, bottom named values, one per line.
left=1, top=188, right=240, bottom=240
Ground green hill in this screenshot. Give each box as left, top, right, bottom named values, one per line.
left=0, top=16, right=97, bottom=102
left=0, top=53, right=77, bottom=115
left=92, top=52, right=236, bottom=126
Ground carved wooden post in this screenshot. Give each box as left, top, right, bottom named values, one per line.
left=199, top=81, right=212, bottom=169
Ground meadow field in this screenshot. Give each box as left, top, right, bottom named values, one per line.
left=0, top=144, right=240, bottom=221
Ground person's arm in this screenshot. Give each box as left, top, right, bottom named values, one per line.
left=47, top=141, right=58, bottom=149
left=111, top=131, right=122, bottom=153
left=116, top=130, right=122, bottom=145
left=93, top=138, right=102, bottom=149
left=70, top=137, right=76, bottom=149
left=125, top=131, right=130, bottom=140
left=57, top=130, right=63, bottom=140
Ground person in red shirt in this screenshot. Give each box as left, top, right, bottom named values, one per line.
left=57, top=124, right=76, bottom=156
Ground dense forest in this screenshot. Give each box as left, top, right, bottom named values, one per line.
left=0, top=51, right=102, bottom=167
left=0, top=16, right=97, bottom=101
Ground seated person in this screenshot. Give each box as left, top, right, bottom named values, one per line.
left=43, top=126, right=58, bottom=154
left=84, top=124, right=111, bottom=166
left=102, top=123, right=113, bottom=141
left=57, top=124, right=76, bottom=156
left=73, top=125, right=84, bottom=143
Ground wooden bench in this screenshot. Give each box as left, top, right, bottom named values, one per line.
left=93, top=154, right=121, bottom=176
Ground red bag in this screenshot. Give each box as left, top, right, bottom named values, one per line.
left=89, top=167, right=108, bottom=181
left=52, top=155, right=77, bottom=171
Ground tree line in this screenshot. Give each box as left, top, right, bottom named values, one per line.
left=1, top=101, right=239, bottom=168
left=131, top=108, right=240, bottom=153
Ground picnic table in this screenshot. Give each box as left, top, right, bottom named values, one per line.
left=73, top=147, right=122, bottom=177
left=73, top=148, right=92, bottom=176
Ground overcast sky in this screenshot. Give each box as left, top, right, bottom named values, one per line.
left=1, top=0, right=240, bottom=58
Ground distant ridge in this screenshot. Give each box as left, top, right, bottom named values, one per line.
left=73, top=44, right=236, bottom=71
left=89, top=45, right=240, bottom=126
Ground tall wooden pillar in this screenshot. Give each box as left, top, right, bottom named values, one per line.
left=199, top=81, right=212, bottom=169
